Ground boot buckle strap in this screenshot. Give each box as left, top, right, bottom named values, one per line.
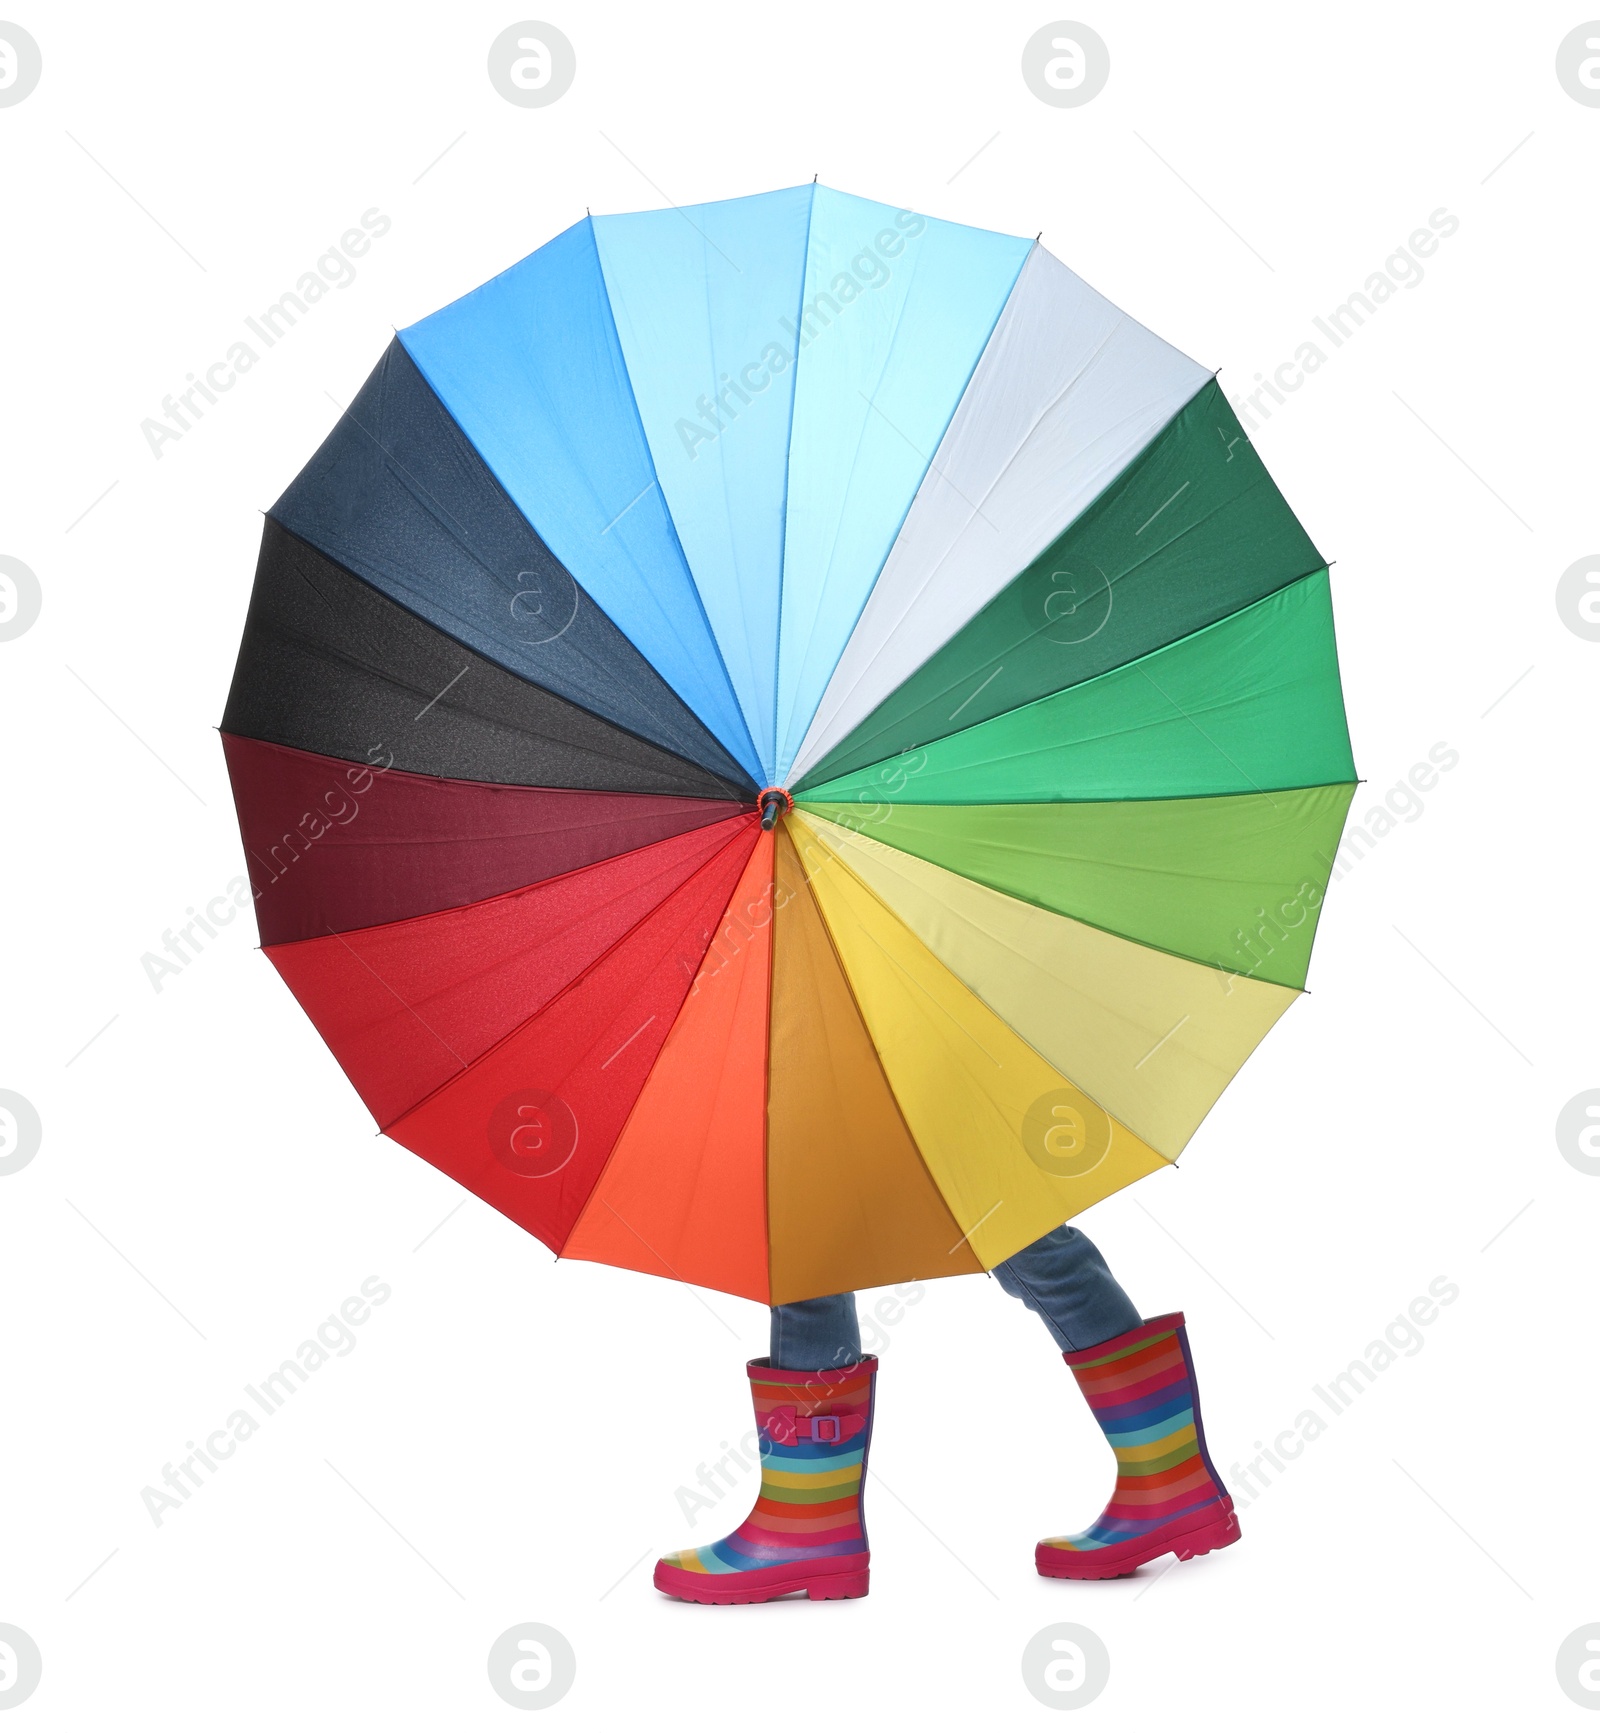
left=763, top=1405, right=864, bottom=1446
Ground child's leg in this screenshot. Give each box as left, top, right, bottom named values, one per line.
left=992, top=1222, right=1140, bottom=1351
left=769, top=1293, right=861, bottom=1370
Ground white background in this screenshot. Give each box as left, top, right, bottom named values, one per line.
left=2, top=1, right=1596, bottom=1724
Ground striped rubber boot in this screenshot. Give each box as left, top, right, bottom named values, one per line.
left=654, top=1356, right=876, bottom=1604
left=1037, top=1312, right=1240, bottom=1579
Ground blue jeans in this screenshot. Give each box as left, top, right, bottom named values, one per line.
left=769, top=1222, right=1141, bottom=1370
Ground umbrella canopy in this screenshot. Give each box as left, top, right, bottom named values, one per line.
left=222, top=184, right=1355, bottom=1304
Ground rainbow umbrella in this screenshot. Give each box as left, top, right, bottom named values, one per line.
left=222, top=185, right=1354, bottom=1303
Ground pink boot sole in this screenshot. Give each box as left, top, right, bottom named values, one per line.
left=1036, top=1503, right=1241, bottom=1580
left=654, top=1557, right=870, bottom=1604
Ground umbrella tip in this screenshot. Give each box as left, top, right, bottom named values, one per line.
left=758, top=787, right=793, bottom=830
